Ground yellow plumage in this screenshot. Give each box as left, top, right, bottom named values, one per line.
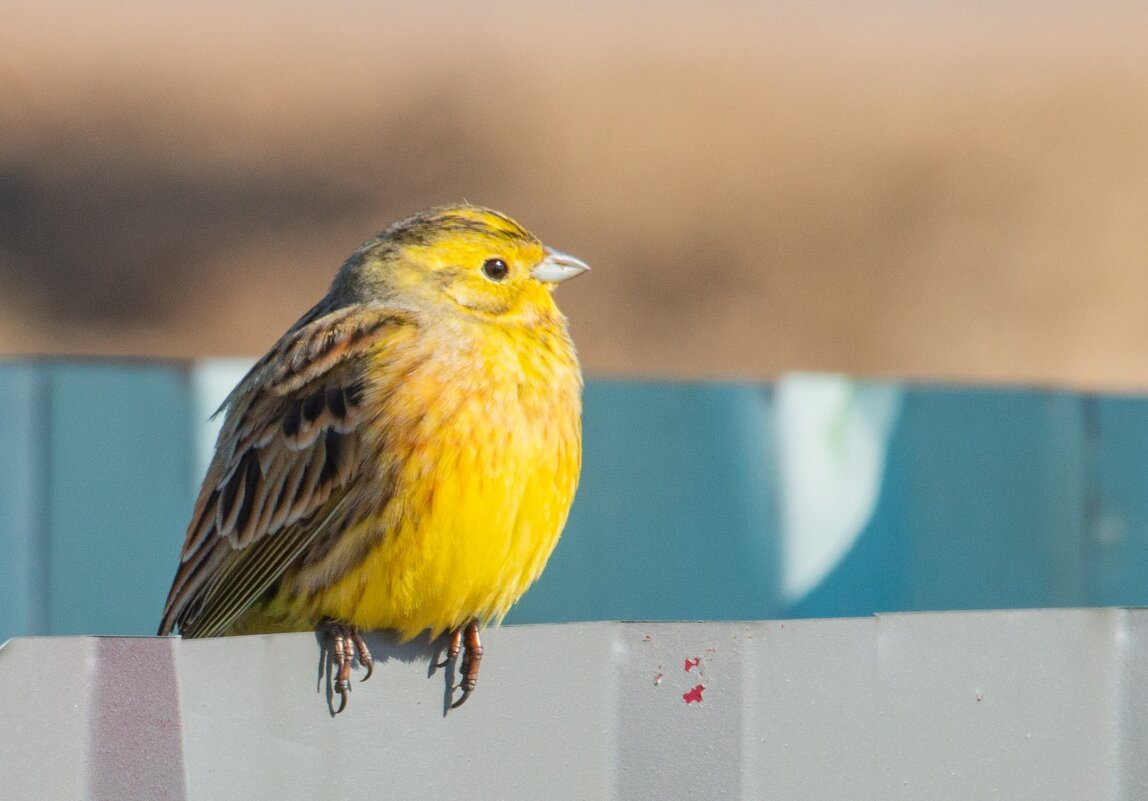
left=158, top=206, right=585, bottom=708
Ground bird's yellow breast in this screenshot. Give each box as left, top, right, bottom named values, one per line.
left=277, top=311, right=582, bottom=640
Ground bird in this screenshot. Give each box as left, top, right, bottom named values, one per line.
left=157, top=205, right=587, bottom=712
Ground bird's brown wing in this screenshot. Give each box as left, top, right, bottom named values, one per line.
left=158, top=304, right=416, bottom=637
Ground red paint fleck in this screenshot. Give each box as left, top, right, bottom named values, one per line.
left=683, top=684, right=705, bottom=704
left=684, top=657, right=700, bottom=672
left=642, top=634, right=652, bottom=642
left=654, top=672, right=664, bottom=686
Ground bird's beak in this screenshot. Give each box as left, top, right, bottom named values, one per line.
left=532, top=248, right=590, bottom=284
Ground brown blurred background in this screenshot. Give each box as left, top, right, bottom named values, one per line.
left=3, top=1, right=1148, bottom=388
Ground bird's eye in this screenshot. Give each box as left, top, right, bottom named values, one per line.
left=482, top=257, right=509, bottom=281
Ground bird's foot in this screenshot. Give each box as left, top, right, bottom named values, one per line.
left=323, top=620, right=374, bottom=714
left=448, top=620, right=483, bottom=709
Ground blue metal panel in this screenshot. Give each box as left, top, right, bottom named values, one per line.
left=44, top=363, right=196, bottom=635
left=1083, top=396, right=1148, bottom=605
left=792, top=387, right=1088, bottom=617
left=898, top=388, right=1087, bottom=610
left=9, top=359, right=1148, bottom=640
left=509, top=381, right=782, bottom=623
left=0, top=364, right=47, bottom=640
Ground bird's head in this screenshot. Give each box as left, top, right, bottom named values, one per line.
left=334, top=205, right=588, bottom=321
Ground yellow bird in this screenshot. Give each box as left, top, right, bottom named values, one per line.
left=157, top=206, right=586, bottom=711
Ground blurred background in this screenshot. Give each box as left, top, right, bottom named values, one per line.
left=5, top=1, right=1148, bottom=642
left=4, top=0, right=1148, bottom=386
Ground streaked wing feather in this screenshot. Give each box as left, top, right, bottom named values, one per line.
left=158, top=305, right=413, bottom=637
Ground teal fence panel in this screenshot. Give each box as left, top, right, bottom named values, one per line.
left=0, top=364, right=47, bottom=637
left=510, top=381, right=781, bottom=623
left=42, top=363, right=196, bottom=635
left=1085, top=398, right=1148, bottom=605
left=5, top=361, right=1148, bottom=643
left=790, top=388, right=1089, bottom=617
left=900, top=389, right=1088, bottom=610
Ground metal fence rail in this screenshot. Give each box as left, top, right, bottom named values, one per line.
left=2, top=613, right=1146, bottom=800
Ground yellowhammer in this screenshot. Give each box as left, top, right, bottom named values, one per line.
left=157, top=205, right=586, bottom=712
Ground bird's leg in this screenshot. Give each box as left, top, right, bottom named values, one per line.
left=436, top=627, right=463, bottom=669
left=450, top=620, right=483, bottom=709
left=323, top=620, right=373, bottom=714
left=330, top=625, right=352, bottom=714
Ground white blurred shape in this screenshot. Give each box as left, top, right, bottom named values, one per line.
left=189, top=358, right=256, bottom=481
left=777, top=373, right=903, bottom=602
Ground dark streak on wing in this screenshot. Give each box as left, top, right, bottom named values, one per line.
left=233, top=451, right=262, bottom=536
